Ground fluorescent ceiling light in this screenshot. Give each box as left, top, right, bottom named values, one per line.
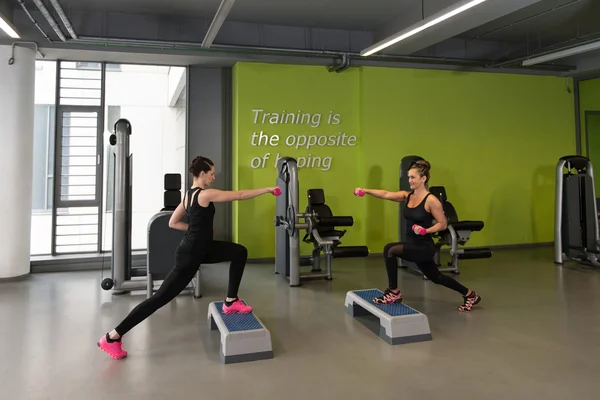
left=361, top=0, right=488, bottom=56
left=522, top=40, right=600, bottom=66
left=0, top=13, right=20, bottom=39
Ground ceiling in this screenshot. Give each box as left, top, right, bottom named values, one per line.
left=1, top=0, right=600, bottom=75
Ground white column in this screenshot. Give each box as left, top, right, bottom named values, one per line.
left=0, top=45, right=36, bottom=279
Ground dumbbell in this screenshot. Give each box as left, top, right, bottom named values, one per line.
left=412, top=224, right=427, bottom=235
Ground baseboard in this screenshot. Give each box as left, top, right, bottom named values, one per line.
left=28, top=242, right=554, bottom=273
left=0, top=273, right=31, bottom=282
left=248, top=242, right=554, bottom=263
left=31, top=253, right=146, bottom=274
left=440, top=241, right=553, bottom=252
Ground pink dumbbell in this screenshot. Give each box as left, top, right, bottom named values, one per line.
left=354, top=188, right=365, bottom=197
left=412, top=224, right=427, bottom=235
left=273, top=187, right=282, bottom=196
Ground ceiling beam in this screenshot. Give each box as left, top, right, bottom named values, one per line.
left=363, top=0, right=543, bottom=56
left=202, top=0, right=235, bottom=49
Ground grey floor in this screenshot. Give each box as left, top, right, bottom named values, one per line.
left=1, top=247, right=600, bottom=400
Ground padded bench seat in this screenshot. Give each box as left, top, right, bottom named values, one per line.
left=451, top=221, right=484, bottom=232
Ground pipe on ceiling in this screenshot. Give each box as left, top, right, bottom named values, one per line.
left=328, top=54, right=351, bottom=73
left=73, top=35, right=494, bottom=67
left=15, top=13, right=574, bottom=73
left=32, top=0, right=67, bottom=41
left=16, top=0, right=51, bottom=42
left=48, top=0, right=78, bottom=39
left=7, top=41, right=45, bottom=65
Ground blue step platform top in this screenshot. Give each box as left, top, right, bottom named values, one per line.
left=213, top=301, right=264, bottom=332
left=351, top=289, right=420, bottom=316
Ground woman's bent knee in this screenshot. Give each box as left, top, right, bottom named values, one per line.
left=383, top=242, right=396, bottom=258
left=234, top=243, right=248, bottom=260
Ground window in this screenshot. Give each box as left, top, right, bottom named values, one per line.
left=30, top=61, right=187, bottom=256
left=30, top=61, right=57, bottom=255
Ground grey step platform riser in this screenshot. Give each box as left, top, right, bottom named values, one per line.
left=345, top=289, right=432, bottom=345
left=207, top=301, right=273, bottom=364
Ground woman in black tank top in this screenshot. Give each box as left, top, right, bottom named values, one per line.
left=97, top=156, right=280, bottom=360
left=354, top=160, right=481, bottom=313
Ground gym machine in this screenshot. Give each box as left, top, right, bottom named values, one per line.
left=554, top=155, right=600, bottom=267
left=274, top=157, right=369, bottom=286
left=146, top=174, right=201, bottom=299
left=100, top=119, right=201, bottom=296
left=101, top=119, right=146, bottom=293
left=398, top=155, right=492, bottom=277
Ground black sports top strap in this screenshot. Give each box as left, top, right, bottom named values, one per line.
left=186, top=188, right=201, bottom=210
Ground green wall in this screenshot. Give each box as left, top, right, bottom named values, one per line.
left=578, top=78, right=600, bottom=195
left=233, top=62, right=575, bottom=258
left=579, top=77, right=600, bottom=155
left=232, top=63, right=363, bottom=257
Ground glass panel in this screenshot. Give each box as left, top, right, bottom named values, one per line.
left=102, top=64, right=187, bottom=251
left=31, top=60, right=57, bottom=255
left=55, top=207, right=99, bottom=253
left=60, top=98, right=102, bottom=106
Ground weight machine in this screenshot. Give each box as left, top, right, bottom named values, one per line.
left=100, top=119, right=200, bottom=296
left=274, top=157, right=369, bottom=286
left=554, top=155, right=600, bottom=267
left=101, top=119, right=146, bottom=293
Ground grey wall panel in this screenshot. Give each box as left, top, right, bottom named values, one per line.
left=187, top=66, right=232, bottom=241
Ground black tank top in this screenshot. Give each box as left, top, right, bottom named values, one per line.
left=404, top=192, right=434, bottom=242
left=178, top=187, right=215, bottom=253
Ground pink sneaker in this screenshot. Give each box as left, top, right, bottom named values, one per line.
left=97, top=334, right=127, bottom=360
left=373, top=288, right=403, bottom=305
left=222, top=299, right=253, bottom=314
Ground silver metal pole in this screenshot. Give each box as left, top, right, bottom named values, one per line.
left=554, top=159, right=566, bottom=264
left=112, top=119, right=131, bottom=291
left=288, top=160, right=301, bottom=287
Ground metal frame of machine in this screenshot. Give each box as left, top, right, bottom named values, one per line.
left=274, top=157, right=369, bottom=286
left=554, top=155, right=600, bottom=267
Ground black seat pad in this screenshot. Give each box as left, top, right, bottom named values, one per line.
left=452, top=221, right=484, bottom=231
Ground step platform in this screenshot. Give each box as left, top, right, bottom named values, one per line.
left=345, top=289, right=432, bottom=345
left=207, top=301, right=273, bottom=364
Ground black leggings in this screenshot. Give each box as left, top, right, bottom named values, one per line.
left=115, top=240, right=248, bottom=336
left=383, top=241, right=469, bottom=296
